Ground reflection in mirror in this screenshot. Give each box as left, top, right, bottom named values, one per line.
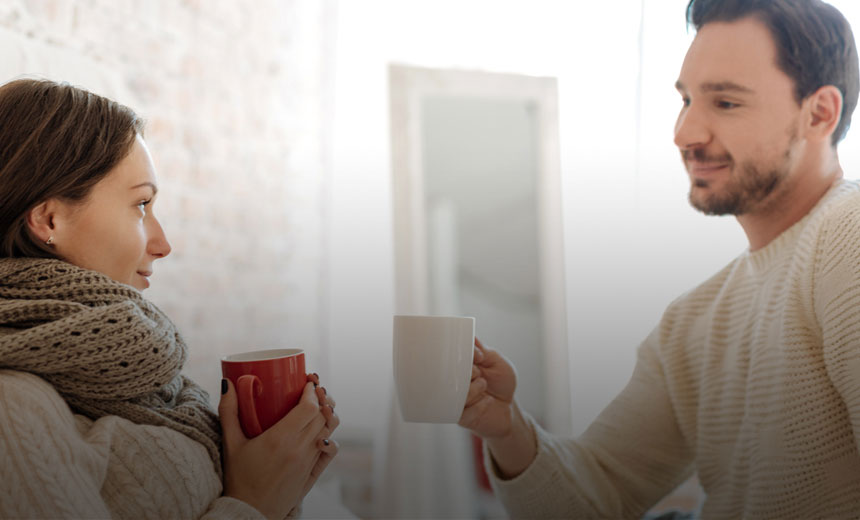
left=422, top=96, right=545, bottom=423
left=386, top=64, right=569, bottom=519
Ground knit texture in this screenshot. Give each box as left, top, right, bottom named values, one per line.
left=488, top=180, right=860, bottom=519
left=0, top=258, right=222, bottom=477
left=0, top=369, right=265, bottom=519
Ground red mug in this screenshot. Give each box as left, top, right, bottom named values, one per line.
left=221, top=348, right=306, bottom=438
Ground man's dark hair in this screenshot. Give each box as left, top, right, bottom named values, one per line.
left=687, top=0, right=859, bottom=145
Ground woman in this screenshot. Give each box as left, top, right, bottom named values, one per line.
left=0, top=78, right=339, bottom=519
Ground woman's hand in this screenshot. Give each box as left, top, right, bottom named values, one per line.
left=218, top=379, right=329, bottom=520
left=305, top=373, right=340, bottom=496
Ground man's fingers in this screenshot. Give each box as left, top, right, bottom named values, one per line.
left=459, top=394, right=493, bottom=429
left=475, top=337, right=487, bottom=352
left=464, top=377, right=488, bottom=407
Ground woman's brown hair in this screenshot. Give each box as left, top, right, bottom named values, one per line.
left=0, top=78, right=144, bottom=258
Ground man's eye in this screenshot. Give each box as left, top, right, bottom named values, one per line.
left=681, top=97, right=691, bottom=107
left=716, top=100, right=739, bottom=109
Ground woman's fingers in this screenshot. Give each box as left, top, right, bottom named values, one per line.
left=270, top=382, right=321, bottom=438
left=320, top=400, right=340, bottom=433
left=302, top=439, right=340, bottom=495
left=217, top=379, right=246, bottom=451
left=315, top=386, right=337, bottom=409
left=318, top=435, right=338, bottom=451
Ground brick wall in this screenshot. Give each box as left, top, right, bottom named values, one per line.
left=0, top=0, right=334, bottom=402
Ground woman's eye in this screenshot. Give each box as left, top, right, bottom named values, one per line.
left=137, top=199, right=151, bottom=211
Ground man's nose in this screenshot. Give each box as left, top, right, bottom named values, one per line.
left=674, top=104, right=711, bottom=150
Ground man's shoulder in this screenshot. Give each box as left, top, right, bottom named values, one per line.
left=660, top=257, right=742, bottom=322
left=796, top=179, right=860, bottom=254
left=810, top=179, right=860, bottom=227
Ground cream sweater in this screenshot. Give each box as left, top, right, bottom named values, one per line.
left=489, top=180, right=860, bottom=519
left=0, top=369, right=265, bottom=519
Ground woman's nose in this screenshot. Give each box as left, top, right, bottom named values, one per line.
left=147, top=217, right=171, bottom=259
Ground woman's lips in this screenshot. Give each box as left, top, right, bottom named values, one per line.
left=137, top=271, right=151, bottom=288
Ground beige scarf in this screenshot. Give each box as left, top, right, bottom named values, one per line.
left=0, top=257, right=222, bottom=477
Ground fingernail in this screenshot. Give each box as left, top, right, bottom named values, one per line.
left=221, top=379, right=228, bottom=394
left=313, top=381, right=319, bottom=388
left=323, top=439, right=330, bottom=446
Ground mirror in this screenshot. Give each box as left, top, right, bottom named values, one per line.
left=422, top=95, right=547, bottom=420
left=389, top=64, right=571, bottom=435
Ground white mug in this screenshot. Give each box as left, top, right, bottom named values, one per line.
left=393, top=315, right=475, bottom=423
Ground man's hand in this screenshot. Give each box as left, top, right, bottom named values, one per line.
left=458, top=338, right=537, bottom=479
left=459, top=338, right=517, bottom=438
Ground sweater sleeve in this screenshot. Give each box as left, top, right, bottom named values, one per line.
left=815, top=198, right=860, bottom=456
left=486, top=332, right=694, bottom=519
left=200, top=497, right=269, bottom=519
left=0, top=369, right=113, bottom=519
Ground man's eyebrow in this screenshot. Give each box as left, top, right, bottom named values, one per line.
left=130, top=182, right=158, bottom=195
left=675, top=80, right=754, bottom=94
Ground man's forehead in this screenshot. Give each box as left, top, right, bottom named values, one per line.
left=677, top=17, right=782, bottom=93
left=675, top=79, right=756, bottom=94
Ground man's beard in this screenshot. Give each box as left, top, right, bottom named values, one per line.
left=685, top=141, right=794, bottom=216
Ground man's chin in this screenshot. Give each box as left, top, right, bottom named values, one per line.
left=689, top=186, right=740, bottom=216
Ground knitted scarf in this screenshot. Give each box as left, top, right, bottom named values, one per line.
left=0, top=257, right=222, bottom=477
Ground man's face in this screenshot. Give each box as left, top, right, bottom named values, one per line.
left=674, top=17, right=804, bottom=216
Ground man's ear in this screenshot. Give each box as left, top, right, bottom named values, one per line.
left=26, top=200, right=57, bottom=244
left=806, top=85, right=843, bottom=143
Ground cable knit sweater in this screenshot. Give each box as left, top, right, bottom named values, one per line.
left=488, top=180, right=860, bottom=519
left=0, top=369, right=265, bottom=519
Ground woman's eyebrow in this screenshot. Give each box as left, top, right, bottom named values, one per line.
left=130, top=182, right=158, bottom=195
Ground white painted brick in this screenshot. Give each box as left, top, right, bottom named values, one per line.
left=0, top=0, right=333, bottom=401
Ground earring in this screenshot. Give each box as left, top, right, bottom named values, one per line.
left=45, top=236, right=54, bottom=246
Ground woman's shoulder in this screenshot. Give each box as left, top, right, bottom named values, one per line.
left=0, top=369, right=80, bottom=432
left=0, top=369, right=68, bottom=406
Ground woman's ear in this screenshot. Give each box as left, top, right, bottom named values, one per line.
left=806, top=85, right=843, bottom=143
left=26, top=200, right=56, bottom=244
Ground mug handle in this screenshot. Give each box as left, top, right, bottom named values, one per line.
left=236, top=374, right=264, bottom=438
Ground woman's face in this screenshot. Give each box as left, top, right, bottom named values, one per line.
left=49, top=135, right=171, bottom=290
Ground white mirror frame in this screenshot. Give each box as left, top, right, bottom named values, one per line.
left=389, top=64, right=571, bottom=436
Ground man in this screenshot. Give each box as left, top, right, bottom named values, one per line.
left=458, top=0, right=860, bottom=517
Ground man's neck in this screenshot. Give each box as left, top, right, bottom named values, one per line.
left=737, top=154, right=843, bottom=252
